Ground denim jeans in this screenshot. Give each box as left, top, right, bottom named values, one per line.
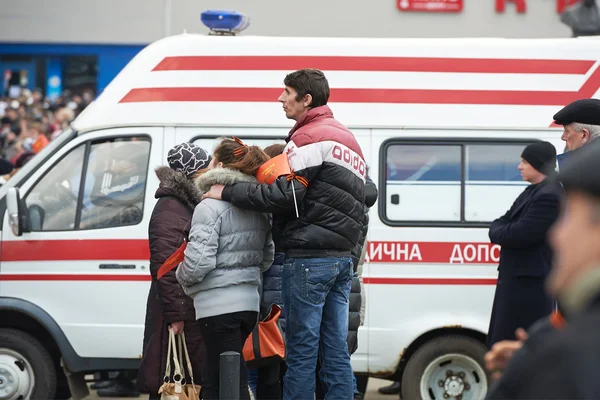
left=282, top=256, right=354, bottom=400
left=248, top=369, right=258, bottom=399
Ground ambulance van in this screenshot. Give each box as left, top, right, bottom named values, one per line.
left=1, top=24, right=599, bottom=400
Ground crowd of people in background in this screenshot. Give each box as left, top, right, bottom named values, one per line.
left=0, top=88, right=95, bottom=185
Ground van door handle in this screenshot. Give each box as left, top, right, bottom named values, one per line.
left=99, top=264, right=136, bottom=270
left=391, top=194, right=400, bottom=205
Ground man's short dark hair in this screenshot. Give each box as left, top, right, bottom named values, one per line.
left=283, top=69, right=330, bottom=108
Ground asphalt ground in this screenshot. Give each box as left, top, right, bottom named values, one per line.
left=82, top=377, right=396, bottom=400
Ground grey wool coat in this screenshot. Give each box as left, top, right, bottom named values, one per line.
left=176, top=167, right=275, bottom=320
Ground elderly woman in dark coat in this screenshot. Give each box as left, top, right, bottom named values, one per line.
left=137, top=143, right=212, bottom=399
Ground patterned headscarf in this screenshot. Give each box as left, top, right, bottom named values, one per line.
left=167, top=142, right=212, bottom=177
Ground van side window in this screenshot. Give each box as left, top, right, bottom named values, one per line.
left=24, top=136, right=150, bottom=232
left=382, top=140, right=534, bottom=226
left=465, top=144, right=529, bottom=222
left=385, top=144, right=461, bottom=222
left=25, top=145, right=86, bottom=231
left=79, top=138, right=150, bottom=230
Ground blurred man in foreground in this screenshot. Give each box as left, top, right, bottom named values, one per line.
left=486, top=139, right=600, bottom=398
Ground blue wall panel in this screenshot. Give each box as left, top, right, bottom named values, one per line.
left=0, top=43, right=146, bottom=95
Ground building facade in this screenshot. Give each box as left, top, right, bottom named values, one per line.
left=0, top=0, right=582, bottom=98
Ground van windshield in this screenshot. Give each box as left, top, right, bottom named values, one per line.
left=0, top=128, right=75, bottom=199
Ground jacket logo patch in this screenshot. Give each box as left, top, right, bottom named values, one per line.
left=332, top=145, right=366, bottom=178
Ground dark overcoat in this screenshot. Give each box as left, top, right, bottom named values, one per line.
left=136, top=167, right=206, bottom=395
left=486, top=292, right=600, bottom=399
left=486, top=179, right=563, bottom=347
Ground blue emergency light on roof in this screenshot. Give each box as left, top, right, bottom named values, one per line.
left=201, top=10, right=250, bottom=35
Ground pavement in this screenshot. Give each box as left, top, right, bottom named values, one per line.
left=82, top=377, right=396, bottom=400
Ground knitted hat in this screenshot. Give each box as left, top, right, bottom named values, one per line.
left=521, top=142, right=557, bottom=175
left=167, top=142, right=212, bottom=177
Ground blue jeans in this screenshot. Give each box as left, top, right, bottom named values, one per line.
left=282, top=257, right=354, bottom=400
left=248, top=369, right=258, bottom=399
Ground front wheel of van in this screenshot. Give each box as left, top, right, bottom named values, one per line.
left=401, top=335, right=489, bottom=400
left=0, top=328, right=57, bottom=400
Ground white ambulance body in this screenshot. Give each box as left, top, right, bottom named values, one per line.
left=1, top=32, right=599, bottom=399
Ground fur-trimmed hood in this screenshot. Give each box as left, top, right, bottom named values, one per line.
left=194, top=167, right=258, bottom=197
left=154, top=166, right=202, bottom=208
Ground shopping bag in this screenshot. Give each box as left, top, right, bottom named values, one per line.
left=242, top=304, right=285, bottom=369
left=158, top=328, right=201, bottom=400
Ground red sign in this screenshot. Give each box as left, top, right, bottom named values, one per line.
left=495, top=0, right=526, bottom=13
left=557, top=0, right=580, bottom=13
left=397, top=0, right=463, bottom=12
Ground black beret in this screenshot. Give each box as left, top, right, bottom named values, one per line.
left=558, top=139, right=600, bottom=199
left=553, top=98, right=600, bottom=126
left=0, top=158, right=13, bottom=175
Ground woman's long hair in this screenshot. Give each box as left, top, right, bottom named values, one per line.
left=211, top=137, right=270, bottom=176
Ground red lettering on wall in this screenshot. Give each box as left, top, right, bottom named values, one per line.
left=557, top=0, right=580, bottom=13
left=496, top=0, right=526, bottom=13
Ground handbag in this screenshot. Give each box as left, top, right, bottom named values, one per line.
left=158, top=328, right=201, bottom=400
left=242, top=304, right=285, bottom=369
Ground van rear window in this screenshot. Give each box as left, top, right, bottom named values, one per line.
left=382, top=140, right=533, bottom=226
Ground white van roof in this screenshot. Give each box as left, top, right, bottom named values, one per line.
left=72, top=33, right=600, bottom=133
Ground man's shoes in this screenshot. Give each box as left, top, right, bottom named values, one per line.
left=353, top=392, right=365, bottom=400
left=96, top=381, right=140, bottom=398
left=378, top=381, right=401, bottom=395
left=90, top=380, right=114, bottom=390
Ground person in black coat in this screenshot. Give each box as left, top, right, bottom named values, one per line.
left=486, top=141, right=563, bottom=348
left=485, top=138, right=600, bottom=399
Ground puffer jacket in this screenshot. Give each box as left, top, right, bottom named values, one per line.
left=222, top=105, right=366, bottom=258
left=351, top=176, right=379, bottom=269
left=176, top=167, right=275, bottom=320
left=347, top=176, right=378, bottom=355
left=137, top=167, right=205, bottom=395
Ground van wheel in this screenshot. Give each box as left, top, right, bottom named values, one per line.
left=0, top=328, right=57, bottom=400
left=401, top=335, right=489, bottom=400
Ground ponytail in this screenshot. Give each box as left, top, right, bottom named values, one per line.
left=213, top=137, right=270, bottom=176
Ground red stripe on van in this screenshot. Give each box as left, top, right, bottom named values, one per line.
left=0, top=240, right=149, bottom=262
left=152, top=56, right=594, bottom=75
left=0, top=275, right=495, bottom=285
left=0, top=274, right=151, bottom=282
left=364, top=277, right=498, bottom=285
left=119, top=87, right=578, bottom=106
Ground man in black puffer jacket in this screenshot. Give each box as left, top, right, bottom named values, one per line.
left=203, top=68, right=365, bottom=399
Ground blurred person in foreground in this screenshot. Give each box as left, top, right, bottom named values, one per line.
left=486, top=141, right=562, bottom=347
left=484, top=98, right=600, bottom=384
left=486, top=138, right=600, bottom=399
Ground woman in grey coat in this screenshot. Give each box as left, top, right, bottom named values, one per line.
left=176, top=138, right=275, bottom=400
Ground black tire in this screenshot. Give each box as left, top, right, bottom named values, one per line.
left=401, top=335, right=489, bottom=400
left=0, top=328, right=57, bottom=399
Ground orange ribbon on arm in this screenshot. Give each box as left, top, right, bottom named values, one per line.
left=157, top=240, right=187, bottom=280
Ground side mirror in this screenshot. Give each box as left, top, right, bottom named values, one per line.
left=7, top=187, right=30, bottom=237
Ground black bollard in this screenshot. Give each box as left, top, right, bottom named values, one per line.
left=220, top=351, right=240, bottom=400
